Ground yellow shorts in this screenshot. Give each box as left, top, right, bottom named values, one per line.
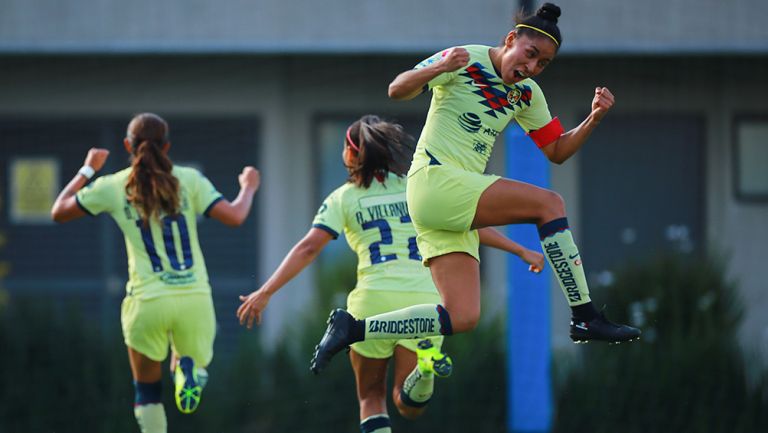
left=347, top=289, right=444, bottom=359
left=120, top=292, right=216, bottom=367
left=407, top=165, right=500, bottom=264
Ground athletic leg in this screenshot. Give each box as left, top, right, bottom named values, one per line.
left=169, top=294, right=215, bottom=413
left=311, top=303, right=454, bottom=374
left=392, top=346, right=426, bottom=420
left=427, top=252, right=481, bottom=333
left=349, top=351, right=392, bottom=433
left=473, top=178, right=596, bottom=309
left=472, top=178, right=564, bottom=228
left=129, top=348, right=167, bottom=433
left=473, top=178, right=640, bottom=342
left=311, top=238, right=480, bottom=375
left=393, top=340, right=452, bottom=421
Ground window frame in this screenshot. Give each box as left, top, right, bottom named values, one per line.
left=732, top=114, right=768, bottom=202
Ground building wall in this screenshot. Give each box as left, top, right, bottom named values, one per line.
left=2, top=0, right=766, bottom=54
left=0, top=0, right=515, bottom=53
left=1, top=54, right=767, bottom=355
left=559, top=0, right=768, bottom=53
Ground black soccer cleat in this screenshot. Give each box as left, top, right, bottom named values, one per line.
left=570, top=310, right=641, bottom=344
left=310, top=308, right=357, bottom=375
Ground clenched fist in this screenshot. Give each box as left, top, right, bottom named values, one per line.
left=239, top=166, right=260, bottom=192
left=84, top=148, right=110, bottom=172
left=436, top=47, right=470, bottom=73
left=591, top=87, right=615, bottom=123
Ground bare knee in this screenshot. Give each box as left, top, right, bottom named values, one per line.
left=539, top=190, right=566, bottom=223
left=452, top=310, right=480, bottom=333
left=443, top=303, right=480, bottom=333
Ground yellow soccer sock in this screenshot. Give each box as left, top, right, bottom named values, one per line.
left=363, top=304, right=452, bottom=340
left=360, top=414, right=391, bottom=433
left=134, top=403, right=167, bottom=433
left=400, top=366, right=434, bottom=407
left=538, top=218, right=592, bottom=307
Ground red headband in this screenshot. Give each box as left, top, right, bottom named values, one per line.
left=345, top=127, right=360, bottom=152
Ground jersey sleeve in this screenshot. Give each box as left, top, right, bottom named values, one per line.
left=414, top=49, right=459, bottom=90
left=191, top=170, right=224, bottom=217
left=75, top=175, right=116, bottom=216
left=514, top=81, right=555, bottom=133
left=516, top=82, right=566, bottom=148
left=311, top=189, right=346, bottom=239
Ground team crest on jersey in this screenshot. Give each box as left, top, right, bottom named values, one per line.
left=511, top=85, right=532, bottom=107
left=508, top=88, right=522, bottom=104
left=459, top=62, right=533, bottom=119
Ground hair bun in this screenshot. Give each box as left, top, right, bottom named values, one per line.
left=537, top=3, right=561, bottom=23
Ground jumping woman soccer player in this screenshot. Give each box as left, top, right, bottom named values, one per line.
left=51, top=113, right=260, bottom=433
left=237, top=115, right=543, bottom=433
left=310, top=3, right=641, bottom=374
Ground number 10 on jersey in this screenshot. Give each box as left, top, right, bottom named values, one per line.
left=136, top=215, right=194, bottom=272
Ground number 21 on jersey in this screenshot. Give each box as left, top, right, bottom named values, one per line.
left=362, top=215, right=421, bottom=264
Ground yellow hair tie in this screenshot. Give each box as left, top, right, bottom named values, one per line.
left=515, top=24, right=560, bottom=47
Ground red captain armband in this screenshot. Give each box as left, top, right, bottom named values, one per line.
left=527, top=117, right=564, bottom=149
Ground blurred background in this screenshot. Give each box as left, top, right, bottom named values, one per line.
left=1, top=0, right=767, bottom=432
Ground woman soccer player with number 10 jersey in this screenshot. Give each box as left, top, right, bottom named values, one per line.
left=51, top=113, right=260, bottom=433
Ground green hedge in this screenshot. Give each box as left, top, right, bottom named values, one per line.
left=4, top=254, right=762, bottom=432
left=0, top=292, right=507, bottom=432
left=553, top=255, right=768, bottom=433
left=0, top=299, right=133, bottom=432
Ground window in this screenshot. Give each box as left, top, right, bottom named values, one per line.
left=734, top=116, right=768, bottom=201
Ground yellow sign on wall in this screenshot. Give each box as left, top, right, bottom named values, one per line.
left=10, top=158, right=60, bottom=224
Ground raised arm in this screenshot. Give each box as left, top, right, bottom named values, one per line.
left=237, top=228, right=334, bottom=329
left=478, top=227, right=544, bottom=273
left=207, top=166, right=260, bottom=227
left=387, top=47, right=469, bottom=101
left=541, top=87, right=615, bottom=164
left=51, top=148, right=110, bottom=223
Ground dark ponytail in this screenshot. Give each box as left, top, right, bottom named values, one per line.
left=515, top=3, right=563, bottom=49
left=345, top=115, right=413, bottom=189
left=124, top=113, right=180, bottom=222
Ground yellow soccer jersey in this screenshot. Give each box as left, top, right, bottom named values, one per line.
left=312, top=173, right=436, bottom=293
left=76, top=166, right=223, bottom=300
left=409, top=44, right=554, bottom=174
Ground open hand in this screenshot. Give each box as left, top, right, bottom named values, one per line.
left=237, top=289, right=271, bottom=329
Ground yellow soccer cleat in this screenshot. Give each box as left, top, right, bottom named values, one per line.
left=174, top=356, right=203, bottom=414
left=416, top=339, right=453, bottom=378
